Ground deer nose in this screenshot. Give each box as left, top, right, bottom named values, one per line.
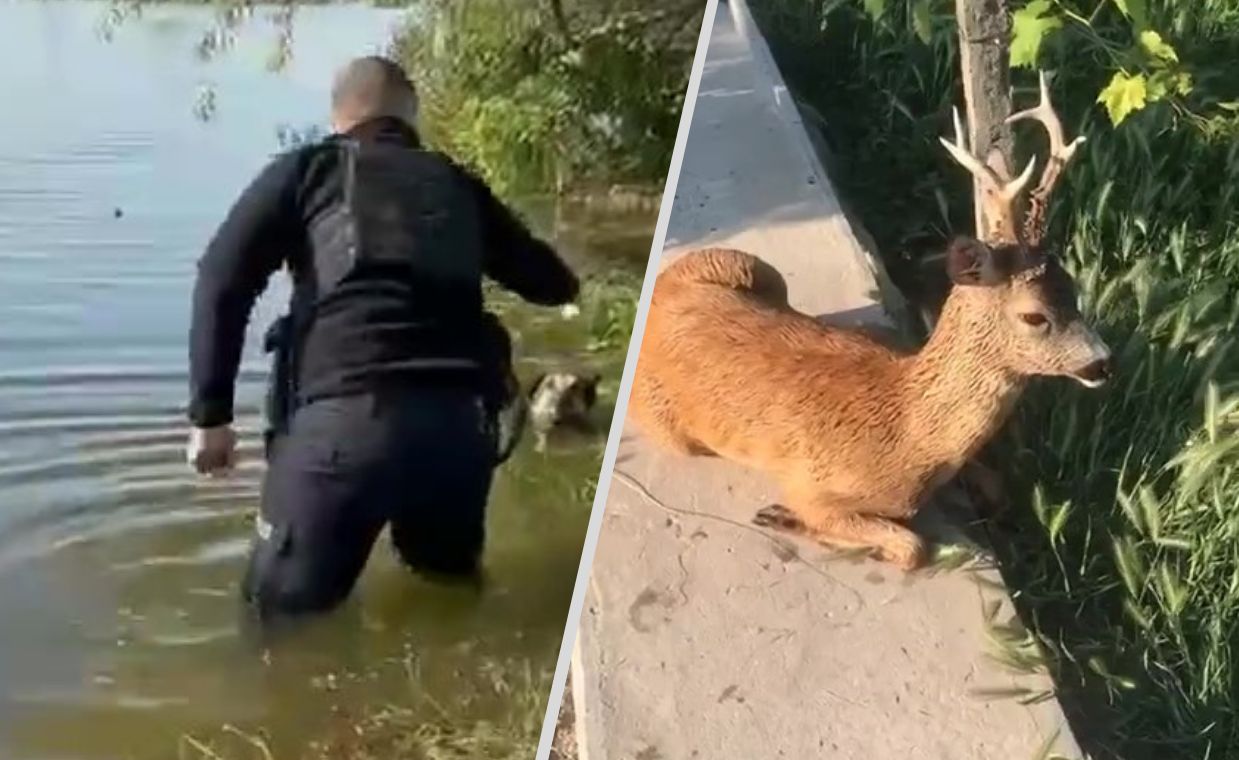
left=1086, top=328, right=1111, bottom=361
left=1075, top=357, right=1111, bottom=387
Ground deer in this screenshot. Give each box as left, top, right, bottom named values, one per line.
left=628, top=72, right=1111, bottom=570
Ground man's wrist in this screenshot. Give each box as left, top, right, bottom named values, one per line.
left=188, top=399, right=234, bottom=429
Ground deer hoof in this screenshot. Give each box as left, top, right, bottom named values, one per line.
left=879, top=536, right=928, bottom=572
left=752, top=504, right=804, bottom=533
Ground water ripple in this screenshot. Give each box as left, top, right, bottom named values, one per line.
left=0, top=364, right=267, bottom=389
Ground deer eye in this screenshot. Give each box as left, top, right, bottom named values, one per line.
left=1019, top=312, right=1050, bottom=329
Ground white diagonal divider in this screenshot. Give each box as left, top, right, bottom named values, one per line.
left=533, top=4, right=721, bottom=760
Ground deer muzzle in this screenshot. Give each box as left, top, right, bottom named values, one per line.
left=1064, top=323, right=1112, bottom=388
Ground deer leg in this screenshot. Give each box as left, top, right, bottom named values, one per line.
left=754, top=499, right=927, bottom=571
left=959, top=459, right=1007, bottom=517
left=808, top=511, right=927, bottom=571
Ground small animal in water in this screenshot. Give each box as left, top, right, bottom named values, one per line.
left=526, top=371, right=601, bottom=451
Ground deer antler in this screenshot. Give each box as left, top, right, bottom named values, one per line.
left=939, top=106, right=1036, bottom=246
left=1005, top=71, right=1087, bottom=247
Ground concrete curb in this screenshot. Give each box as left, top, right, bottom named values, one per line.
left=727, top=0, right=913, bottom=334
left=570, top=623, right=592, bottom=760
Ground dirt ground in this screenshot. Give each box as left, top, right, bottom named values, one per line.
left=549, top=671, right=578, bottom=760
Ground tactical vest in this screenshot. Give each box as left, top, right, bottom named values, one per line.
left=305, top=136, right=485, bottom=303
left=263, top=136, right=522, bottom=462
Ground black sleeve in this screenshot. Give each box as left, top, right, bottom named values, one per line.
left=463, top=169, right=580, bottom=306
left=188, top=152, right=301, bottom=428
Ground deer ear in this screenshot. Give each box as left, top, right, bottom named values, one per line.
left=946, top=236, right=1003, bottom=286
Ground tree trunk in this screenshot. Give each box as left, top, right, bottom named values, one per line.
left=954, top=0, right=1014, bottom=238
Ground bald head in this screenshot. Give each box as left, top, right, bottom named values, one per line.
left=330, top=56, right=419, bottom=133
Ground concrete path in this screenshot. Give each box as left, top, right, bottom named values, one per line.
left=571, top=1, right=1082, bottom=759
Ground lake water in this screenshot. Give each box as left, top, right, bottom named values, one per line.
left=0, top=2, right=651, bottom=756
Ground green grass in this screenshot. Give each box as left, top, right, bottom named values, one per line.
left=177, top=657, right=552, bottom=760
left=577, top=271, right=643, bottom=354
left=753, top=1, right=1239, bottom=758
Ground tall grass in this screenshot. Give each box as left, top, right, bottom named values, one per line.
left=753, top=1, right=1239, bottom=757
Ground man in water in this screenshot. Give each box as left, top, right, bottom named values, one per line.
left=185, top=56, right=579, bottom=618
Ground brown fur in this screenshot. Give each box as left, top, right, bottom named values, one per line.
left=630, top=243, right=1108, bottom=569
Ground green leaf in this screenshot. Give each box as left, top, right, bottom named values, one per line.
left=1139, top=30, right=1179, bottom=63
left=912, top=0, right=933, bottom=44
left=1157, top=563, right=1187, bottom=615
left=1032, top=484, right=1051, bottom=528
left=1170, top=436, right=1239, bottom=501
left=1146, top=74, right=1169, bottom=101
left=1112, top=534, right=1144, bottom=598
left=1137, top=486, right=1162, bottom=540
left=1087, top=656, right=1138, bottom=689
left=1123, top=598, right=1153, bottom=630
left=1048, top=503, right=1071, bottom=545
left=862, top=0, right=887, bottom=22
left=1171, top=70, right=1194, bottom=96
left=1010, top=0, right=1062, bottom=69
left=969, top=686, right=1039, bottom=701
left=1205, top=381, right=1220, bottom=443
left=1154, top=536, right=1194, bottom=551
left=1097, top=71, right=1149, bottom=126
left=1113, top=0, right=1148, bottom=28
left=1115, top=488, right=1145, bottom=533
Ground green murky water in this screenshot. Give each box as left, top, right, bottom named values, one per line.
left=0, top=2, right=651, bottom=756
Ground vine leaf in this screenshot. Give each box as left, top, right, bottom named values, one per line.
left=862, top=0, right=886, bottom=22
left=1147, top=69, right=1193, bottom=100
left=1098, top=71, right=1148, bottom=126
left=1112, top=0, right=1149, bottom=29
left=1139, top=30, right=1179, bottom=63
left=1010, top=0, right=1062, bottom=69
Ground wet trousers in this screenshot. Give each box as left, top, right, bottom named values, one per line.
left=241, top=387, right=496, bottom=618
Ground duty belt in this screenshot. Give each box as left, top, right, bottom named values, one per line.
left=260, top=311, right=528, bottom=466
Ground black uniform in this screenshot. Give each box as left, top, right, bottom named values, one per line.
left=188, top=116, right=578, bottom=617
